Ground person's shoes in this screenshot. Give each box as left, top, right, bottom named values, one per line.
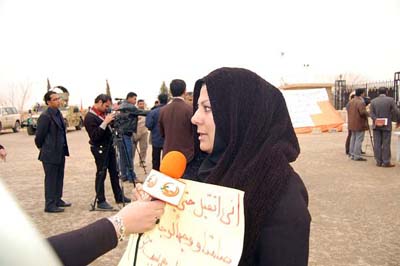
left=382, top=163, right=395, bottom=168
left=353, top=157, right=367, bottom=161
left=45, top=206, right=64, bottom=213
left=376, top=162, right=382, bottom=167
left=57, top=200, right=72, bottom=207
left=97, top=201, right=114, bottom=210
left=361, top=151, right=366, bottom=154
left=116, top=196, right=131, bottom=204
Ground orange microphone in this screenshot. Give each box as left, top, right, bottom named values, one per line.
left=142, top=151, right=187, bottom=207
left=159, top=151, right=187, bottom=179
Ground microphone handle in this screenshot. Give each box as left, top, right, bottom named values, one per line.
left=150, top=197, right=160, bottom=224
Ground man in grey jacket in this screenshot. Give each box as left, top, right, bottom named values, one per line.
left=369, top=87, right=400, bottom=167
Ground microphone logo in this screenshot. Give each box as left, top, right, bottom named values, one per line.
left=145, top=175, right=158, bottom=188
left=160, top=182, right=180, bottom=197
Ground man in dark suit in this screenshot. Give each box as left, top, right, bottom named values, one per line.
left=369, top=87, right=400, bottom=167
left=35, top=91, right=71, bottom=213
left=159, top=79, right=194, bottom=177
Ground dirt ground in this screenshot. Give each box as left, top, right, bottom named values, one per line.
left=1, top=128, right=399, bottom=266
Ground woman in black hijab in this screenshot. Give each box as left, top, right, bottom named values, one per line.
left=191, top=67, right=311, bottom=266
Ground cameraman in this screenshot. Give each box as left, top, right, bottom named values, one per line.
left=117, top=92, right=138, bottom=183
left=83, top=94, right=130, bottom=210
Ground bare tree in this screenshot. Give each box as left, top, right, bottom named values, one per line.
left=2, top=80, right=33, bottom=111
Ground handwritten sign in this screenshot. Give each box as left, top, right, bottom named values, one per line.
left=281, top=88, right=328, bottom=128
left=118, top=179, right=245, bottom=266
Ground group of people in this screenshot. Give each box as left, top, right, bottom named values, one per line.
left=346, top=87, right=400, bottom=167
left=3, top=67, right=311, bottom=265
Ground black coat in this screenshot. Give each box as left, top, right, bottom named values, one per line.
left=35, top=108, right=69, bottom=164
left=254, top=173, right=310, bottom=265
left=83, top=111, right=113, bottom=147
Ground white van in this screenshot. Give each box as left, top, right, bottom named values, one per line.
left=0, top=106, right=21, bottom=133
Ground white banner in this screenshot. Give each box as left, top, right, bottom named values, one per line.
left=281, top=88, right=328, bottom=128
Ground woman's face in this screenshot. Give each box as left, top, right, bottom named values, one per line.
left=191, top=85, right=216, bottom=154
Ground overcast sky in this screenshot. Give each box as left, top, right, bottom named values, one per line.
left=0, top=0, right=399, bottom=109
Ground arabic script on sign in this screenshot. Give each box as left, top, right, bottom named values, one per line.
left=118, top=179, right=245, bottom=266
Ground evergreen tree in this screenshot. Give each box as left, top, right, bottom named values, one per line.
left=106, top=79, right=111, bottom=98
left=159, top=81, right=169, bottom=95
left=47, top=78, right=51, bottom=91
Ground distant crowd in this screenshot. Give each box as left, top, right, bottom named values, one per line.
left=346, top=87, right=400, bottom=167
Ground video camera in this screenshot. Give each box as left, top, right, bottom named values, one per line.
left=109, top=100, right=149, bottom=136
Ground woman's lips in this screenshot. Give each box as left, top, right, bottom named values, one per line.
left=198, top=132, right=207, bottom=141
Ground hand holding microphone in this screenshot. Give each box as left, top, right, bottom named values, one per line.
left=129, top=151, right=187, bottom=266
left=112, top=200, right=166, bottom=235
left=110, top=151, right=187, bottom=238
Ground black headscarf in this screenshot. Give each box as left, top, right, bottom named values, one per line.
left=193, top=67, right=300, bottom=265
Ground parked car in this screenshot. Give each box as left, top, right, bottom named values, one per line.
left=22, top=105, right=83, bottom=135
left=0, top=106, right=21, bottom=133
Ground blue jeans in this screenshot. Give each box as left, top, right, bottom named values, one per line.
left=118, top=135, right=136, bottom=181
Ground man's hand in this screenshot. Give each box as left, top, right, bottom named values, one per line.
left=104, top=113, right=115, bottom=125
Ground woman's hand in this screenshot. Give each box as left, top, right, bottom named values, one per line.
left=116, top=200, right=165, bottom=234
left=110, top=185, right=165, bottom=237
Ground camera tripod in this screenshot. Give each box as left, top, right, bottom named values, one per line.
left=363, top=123, right=375, bottom=157
left=132, top=136, right=147, bottom=175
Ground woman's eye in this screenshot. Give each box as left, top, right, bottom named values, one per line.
left=204, top=106, right=212, bottom=112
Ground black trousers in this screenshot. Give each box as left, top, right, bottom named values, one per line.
left=90, top=145, right=122, bottom=203
left=152, top=146, right=163, bottom=171
left=43, top=157, right=65, bottom=209
left=345, top=130, right=352, bottom=154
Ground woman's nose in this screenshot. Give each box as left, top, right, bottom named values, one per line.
left=191, top=109, right=201, bottom=125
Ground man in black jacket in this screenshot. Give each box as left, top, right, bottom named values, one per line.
left=84, top=94, right=130, bottom=210
left=35, top=91, right=71, bottom=213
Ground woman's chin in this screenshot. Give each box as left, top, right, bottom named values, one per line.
left=200, top=144, right=212, bottom=154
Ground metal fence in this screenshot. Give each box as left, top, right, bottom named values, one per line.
left=334, top=72, right=400, bottom=110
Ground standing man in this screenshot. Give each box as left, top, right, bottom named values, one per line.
left=133, top=99, right=149, bottom=167
left=118, top=92, right=138, bottom=182
left=146, top=94, right=168, bottom=171
left=84, top=94, right=130, bottom=210
left=159, top=79, right=194, bottom=176
left=347, top=88, right=369, bottom=161
left=369, top=87, right=400, bottom=167
left=35, top=91, right=71, bottom=213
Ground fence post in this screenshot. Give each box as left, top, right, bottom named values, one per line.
left=394, top=72, right=400, bottom=105
left=334, top=79, right=346, bottom=110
